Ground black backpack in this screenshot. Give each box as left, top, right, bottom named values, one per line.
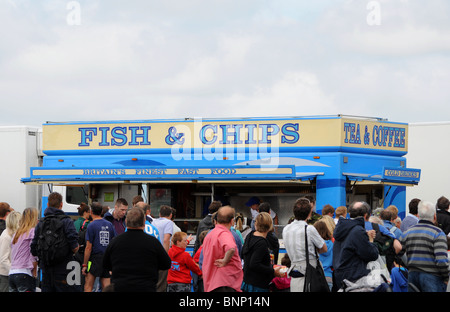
left=36, top=214, right=71, bottom=266
left=371, top=222, right=396, bottom=272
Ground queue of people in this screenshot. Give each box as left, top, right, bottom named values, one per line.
left=0, top=192, right=449, bottom=293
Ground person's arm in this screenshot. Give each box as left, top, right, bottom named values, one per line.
left=214, top=248, right=235, bottom=267
left=162, top=233, right=171, bottom=252
left=82, top=241, right=92, bottom=275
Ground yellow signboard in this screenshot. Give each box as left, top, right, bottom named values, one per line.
left=42, top=117, right=407, bottom=154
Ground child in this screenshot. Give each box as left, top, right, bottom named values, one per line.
left=192, top=230, right=208, bottom=292
left=167, top=231, right=202, bottom=292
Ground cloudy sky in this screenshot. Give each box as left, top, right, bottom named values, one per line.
left=1, top=0, right=449, bottom=127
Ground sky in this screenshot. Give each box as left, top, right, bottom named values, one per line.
left=0, top=0, right=449, bottom=127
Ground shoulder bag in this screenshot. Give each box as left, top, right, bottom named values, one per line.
left=303, top=225, right=330, bottom=292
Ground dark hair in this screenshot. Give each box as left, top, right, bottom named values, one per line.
left=0, top=202, right=11, bottom=218
left=77, top=202, right=90, bottom=216
left=409, top=198, right=420, bottom=214
left=115, top=198, right=128, bottom=207
left=379, top=209, right=392, bottom=221
left=436, top=196, right=450, bottom=211
left=293, top=198, right=312, bottom=221
left=48, top=192, right=63, bottom=209
left=258, top=202, right=271, bottom=213
left=159, top=205, right=173, bottom=217
left=91, top=202, right=103, bottom=216
left=208, top=201, right=222, bottom=213
left=132, top=195, right=144, bottom=206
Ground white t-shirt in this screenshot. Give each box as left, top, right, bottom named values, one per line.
left=282, top=220, right=325, bottom=263
left=152, top=217, right=174, bottom=237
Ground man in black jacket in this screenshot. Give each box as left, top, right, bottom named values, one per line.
left=436, top=196, right=450, bottom=235
left=332, top=201, right=379, bottom=291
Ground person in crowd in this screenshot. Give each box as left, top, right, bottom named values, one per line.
left=135, top=202, right=160, bottom=241
left=321, top=204, right=335, bottom=218
left=270, top=253, right=291, bottom=292
left=9, top=207, right=39, bottom=292
left=332, top=201, right=379, bottom=291
left=31, top=192, right=80, bottom=292
left=282, top=197, right=327, bottom=292
left=241, top=212, right=283, bottom=292
left=400, top=198, right=420, bottom=232
left=334, top=206, right=347, bottom=224
left=73, top=202, right=91, bottom=232
left=246, top=197, right=260, bottom=230
left=399, top=200, right=449, bottom=292
left=167, top=231, right=202, bottom=292
left=314, top=219, right=334, bottom=290
left=102, top=207, right=171, bottom=292
left=258, top=202, right=280, bottom=264
left=153, top=205, right=175, bottom=292
left=0, top=211, right=21, bottom=292
left=380, top=209, right=402, bottom=239
left=194, top=201, right=222, bottom=253
left=82, top=202, right=116, bottom=292
left=436, top=196, right=450, bottom=236
left=202, top=205, right=243, bottom=292
left=193, top=230, right=208, bottom=292
left=103, top=198, right=128, bottom=235
left=0, top=202, right=12, bottom=236
left=304, top=195, right=322, bottom=225
left=132, top=195, right=144, bottom=208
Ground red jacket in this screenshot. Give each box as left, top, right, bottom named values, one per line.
left=167, top=245, right=202, bottom=284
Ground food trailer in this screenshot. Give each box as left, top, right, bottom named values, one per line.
left=22, top=115, right=420, bottom=236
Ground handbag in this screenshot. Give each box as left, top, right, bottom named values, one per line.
left=303, top=225, right=330, bottom=292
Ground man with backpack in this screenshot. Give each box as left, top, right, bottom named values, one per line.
left=31, top=192, right=81, bottom=292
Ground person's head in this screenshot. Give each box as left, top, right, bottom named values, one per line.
left=77, top=202, right=90, bottom=217
left=246, top=197, right=260, bottom=211
left=304, top=195, right=316, bottom=210
left=91, top=202, right=103, bottom=216
left=198, top=230, right=208, bottom=245
left=418, top=201, right=436, bottom=222
left=293, top=197, right=312, bottom=221
left=48, top=192, right=63, bottom=209
left=13, top=207, right=38, bottom=244
left=159, top=205, right=173, bottom=218
left=0, top=202, right=11, bottom=219
left=385, top=205, right=398, bottom=219
left=436, top=196, right=450, bottom=211
left=135, top=202, right=151, bottom=216
left=172, top=231, right=189, bottom=249
left=5, top=211, right=21, bottom=236
left=335, top=206, right=347, bottom=219
left=125, top=207, right=145, bottom=229
left=348, top=201, right=370, bottom=219
left=314, top=219, right=332, bottom=240
left=258, top=202, right=271, bottom=214
left=217, top=206, right=235, bottom=226
left=114, top=198, right=128, bottom=219
left=208, top=201, right=222, bottom=214
left=254, top=212, right=273, bottom=233
left=320, top=215, right=336, bottom=235
left=409, top=198, right=420, bottom=215
left=380, top=209, right=393, bottom=222
left=321, top=204, right=334, bottom=217
left=132, top=195, right=144, bottom=207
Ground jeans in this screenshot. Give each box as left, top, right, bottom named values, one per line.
left=9, top=274, right=36, bottom=292
left=408, top=271, right=447, bottom=292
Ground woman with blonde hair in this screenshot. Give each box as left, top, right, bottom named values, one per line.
left=0, top=211, right=21, bottom=292
left=9, top=207, right=39, bottom=292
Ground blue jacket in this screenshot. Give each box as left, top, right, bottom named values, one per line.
left=333, top=217, right=379, bottom=288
